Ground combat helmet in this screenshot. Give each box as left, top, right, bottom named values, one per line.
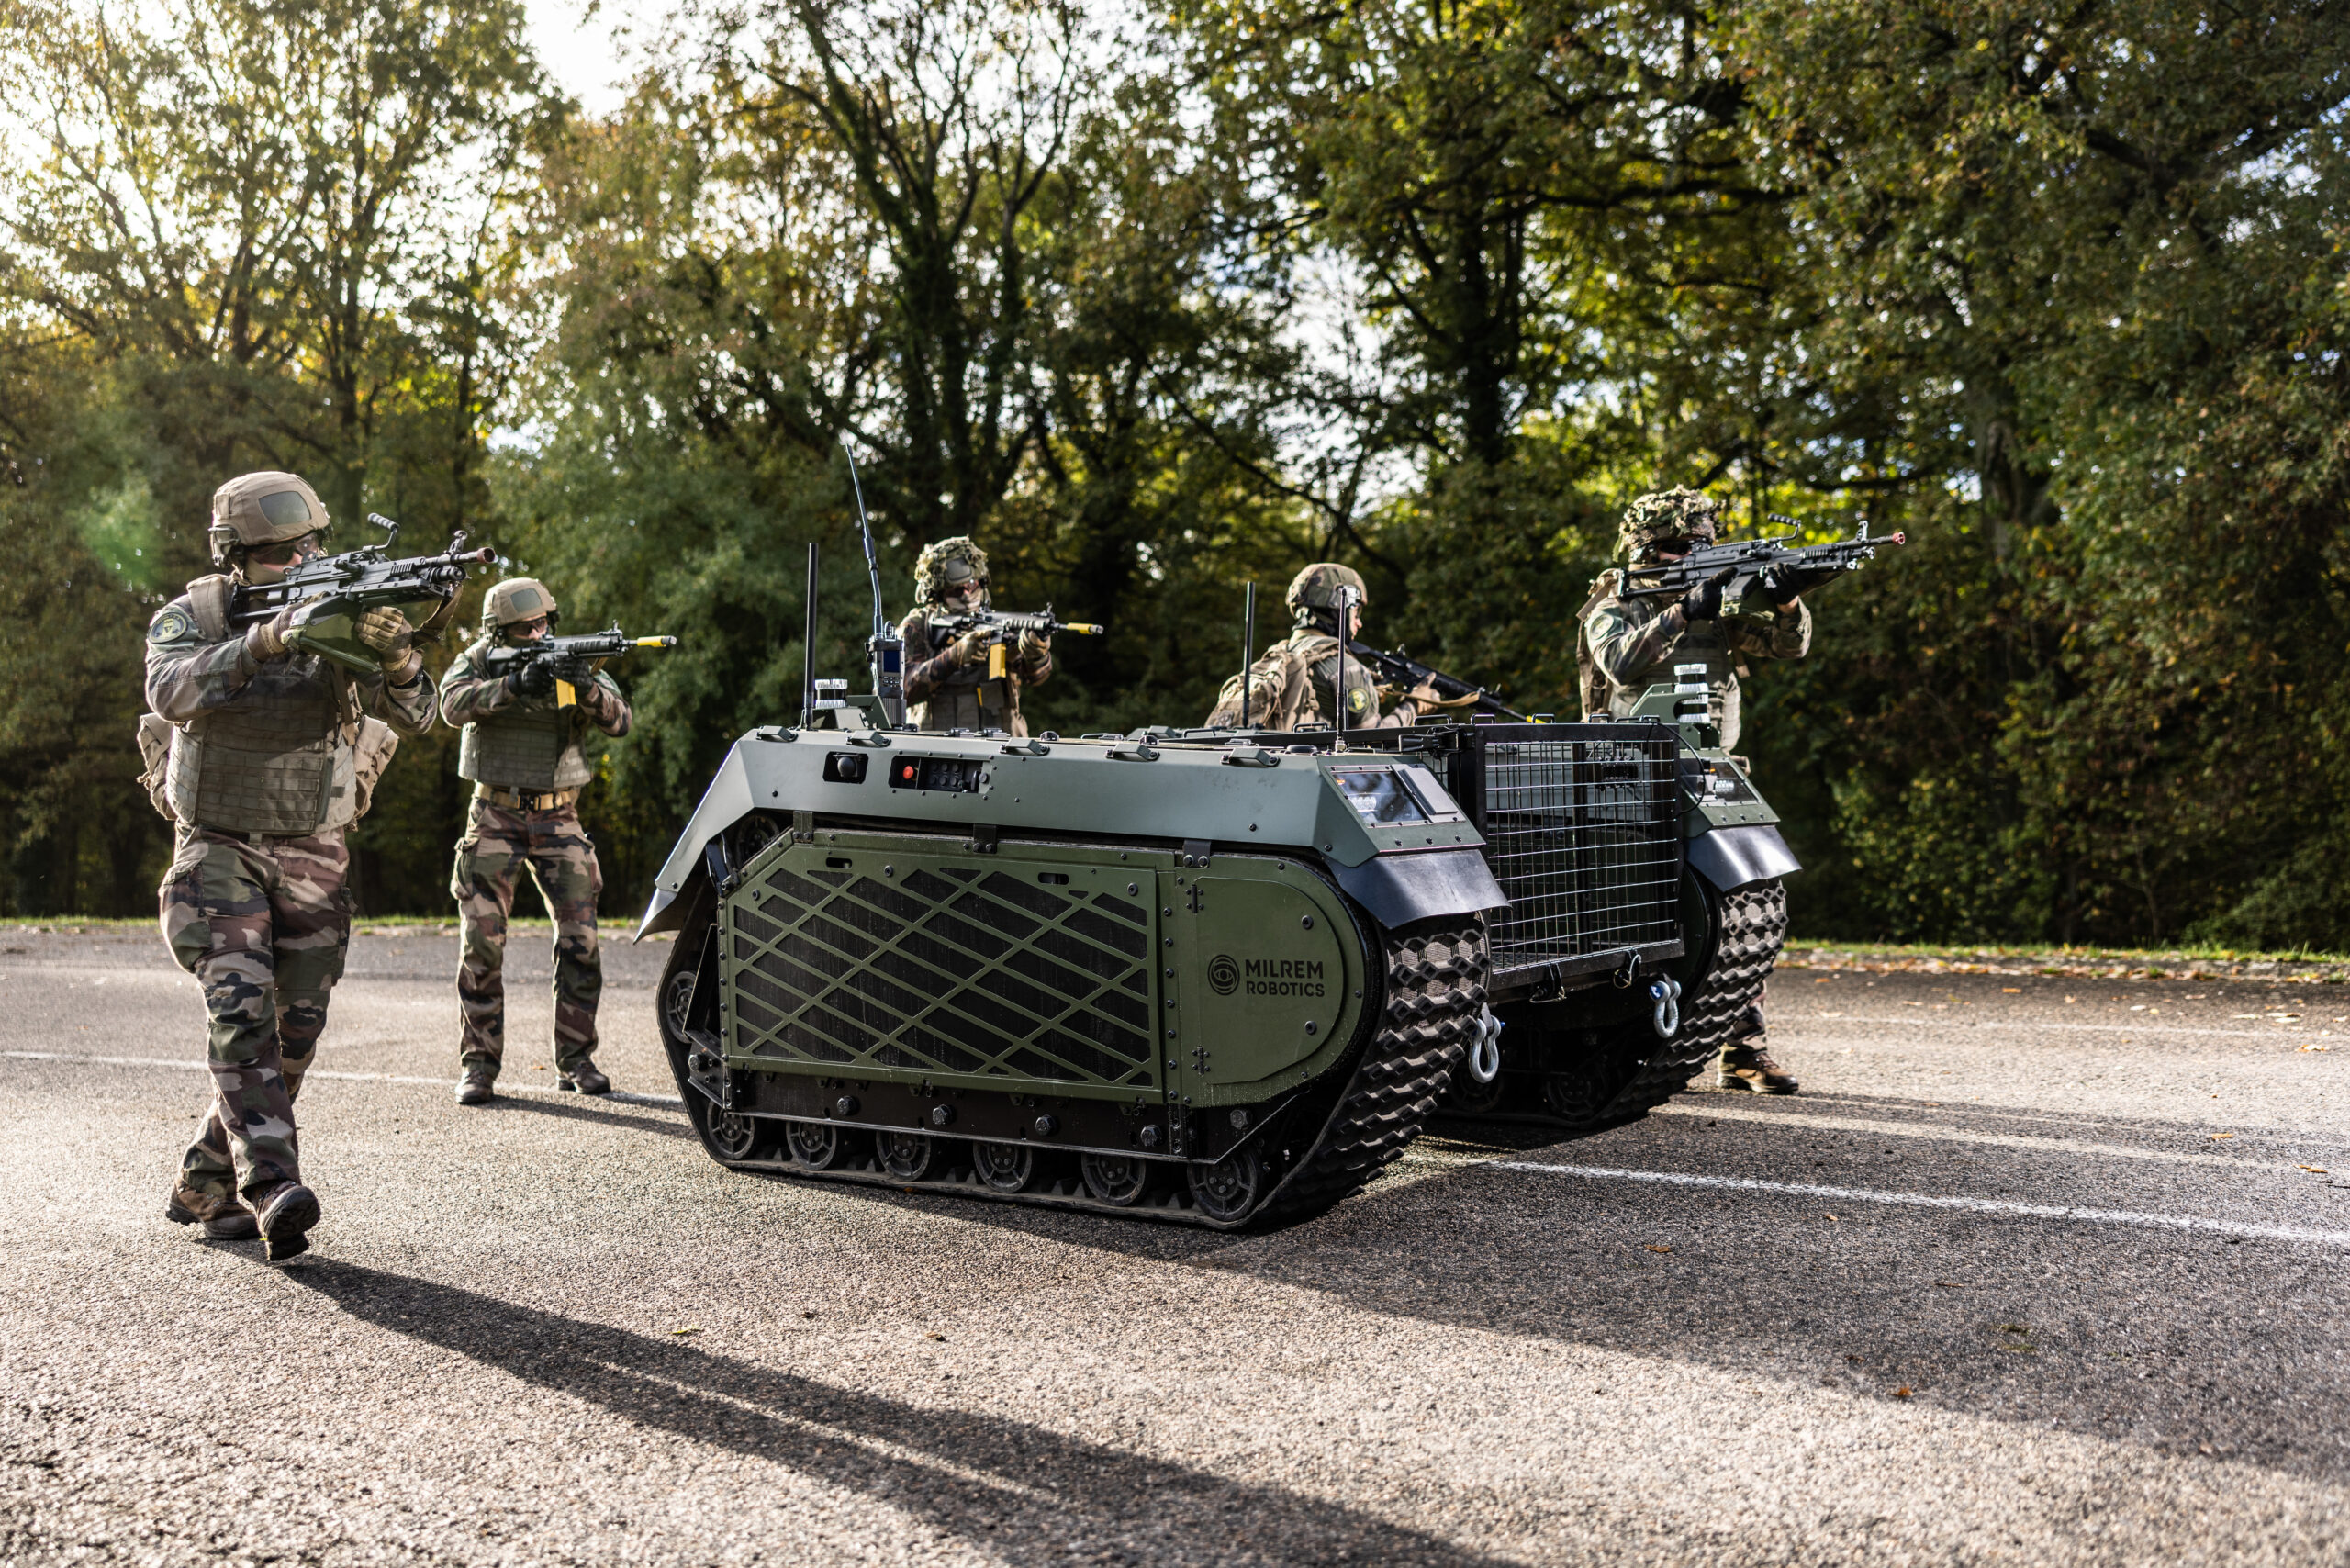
left=1617, top=487, right=1720, bottom=561
left=1285, top=562, right=1369, bottom=626
left=207, top=471, right=330, bottom=568
left=483, top=577, right=561, bottom=633
left=914, top=536, right=990, bottom=603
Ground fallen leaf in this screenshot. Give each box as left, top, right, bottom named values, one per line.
left=2301, top=1166, right=2330, bottom=1174
left=1644, top=1244, right=1673, bottom=1254
left=925, top=1331, right=946, bottom=1340
left=1933, top=1281, right=1966, bottom=1289
left=2210, top=1133, right=2235, bottom=1140
left=2001, top=987, right=2020, bottom=993
left=1825, top=1213, right=1841, bottom=1222
left=671, top=1326, right=700, bottom=1337
left=2300, top=1044, right=2333, bottom=1052
left=1815, top=976, right=1834, bottom=984
left=1893, top=1385, right=1914, bottom=1398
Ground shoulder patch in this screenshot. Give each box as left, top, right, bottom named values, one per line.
left=1347, top=684, right=1372, bottom=717
left=148, top=607, right=195, bottom=644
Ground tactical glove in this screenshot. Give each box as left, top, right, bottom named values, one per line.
left=1677, top=567, right=1736, bottom=623
left=1759, top=561, right=1839, bottom=606
left=355, top=607, right=417, bottom=675
left=945, top=629, right=991, bottom=669
left=513, top=658, right=557, bottom=698
left=244, top=603, right=300, bottom=663
left=1015, top=628, right=1050, bottom=660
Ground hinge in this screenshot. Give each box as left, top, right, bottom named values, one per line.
left=791, top=810, right=816, bottom=842
left=1181, top=838, right=1211, bottom=868
left=966, top=823, right=1000, bottom=855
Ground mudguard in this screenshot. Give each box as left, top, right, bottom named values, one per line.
left=1686, top=823, right=1800, bottom=894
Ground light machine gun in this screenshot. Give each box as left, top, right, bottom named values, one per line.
left=1617, top=518, right=1908, bottom=609
left=931, top=607, right=1104, bottom=681
left=229, top=512, right=495, bottom=676
left=1345, top=641, right=1530, bottom=722
left=481, top=628, right=679, bottom=709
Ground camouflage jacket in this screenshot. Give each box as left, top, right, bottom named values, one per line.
left=1579, top=571, right=1810, bottom=752
left=899, top=608, right=1052, bottom=736
left=144, top=592, right=439, bottom=740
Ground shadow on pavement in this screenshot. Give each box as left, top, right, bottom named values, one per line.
left=291, top=1260, right=1512, bottom=1566
left=825, top=1112, right=2350, bottom=1486
left=483, top=1094, right=697, bottom=1141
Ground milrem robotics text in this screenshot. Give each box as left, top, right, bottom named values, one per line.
left=1247, top=958, right=1327, bottom=998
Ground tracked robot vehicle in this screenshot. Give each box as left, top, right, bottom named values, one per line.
left=642, top=639, right=1791, bottom=1226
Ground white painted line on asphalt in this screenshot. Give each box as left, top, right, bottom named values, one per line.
left=1793, top=1013, right=2331, bottom=1040
left=0, top=1050, right=687, bottom=1110
left=1487, top=1161, right=2350, bottom=1246
left=1651, top=1102, right=2308, bottom=1170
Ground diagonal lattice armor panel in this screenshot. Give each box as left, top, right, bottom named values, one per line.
left=722, top=838, right=1164, bottom=1098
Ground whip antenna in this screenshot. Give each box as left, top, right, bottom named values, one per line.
left=838, top=434, right=905, bottom=727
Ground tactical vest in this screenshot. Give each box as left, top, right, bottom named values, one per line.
left=159, top=577, right=363, bottom=835
left=1587, top=593, right=1746, bottom=747
left=455, top=641, right=593, bottom=789
left=903, top=613, right=1024, bottom=735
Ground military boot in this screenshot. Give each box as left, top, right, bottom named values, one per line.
left=163, top=1184, right=259, bottom=1241
left=1717, top=1042, right=1798, bottom=1094
left=560, top=1061, right=611, bottom=1096
left=455, top=1070, right=496, bottom=1105
left=254, top=1182, right=320, bottom=1263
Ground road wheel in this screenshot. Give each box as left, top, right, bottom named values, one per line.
left=971, top=1141, right=1036, bottom=1193
left=1186, top=1148, right=1267, bottom=1223
left=878, top=1131, right=938, bottom=1182
left=1081, top=1151, right=1154, bottom=1206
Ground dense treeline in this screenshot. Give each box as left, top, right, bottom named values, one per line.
left=2, top=0, right=2345, bottom=948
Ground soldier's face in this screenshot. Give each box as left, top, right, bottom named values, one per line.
left=1653, top=537, right=1693, bottom=563
left=244, top=533, right=322, bottom=585
left=509, top=614, right=551, bottom=642
left=1348, top=605, right=1362, bottom=637
left=940, top=584, right=979, bottom=612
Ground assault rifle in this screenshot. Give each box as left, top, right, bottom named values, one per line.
left=482, top=627, right=679, bottom=709
left=1346, top=642, right=1530, bottom=722
left=229, top=513, right=496, bottom=676
left=1617, top=519, right=1907, bottom=607
left=931, top=606, right=1104, bottom=681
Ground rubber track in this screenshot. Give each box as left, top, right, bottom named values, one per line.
left=1589, top=879, right=1786, bottom=1123
left=666, top=912, right=1487, bottom=1230
left=1258, top=913, right=1485, bottom=1220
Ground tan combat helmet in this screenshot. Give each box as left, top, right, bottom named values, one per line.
left=913, top=536, right=989, bottom=603
left=1617, top=487, right=1721, bottom=562
left=207, top=471, right=330, bottom=567
left=1285, top=562, right=1369, bottom=624
left=483, top=577, right=560, bottom=633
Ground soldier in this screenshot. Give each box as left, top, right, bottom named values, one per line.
left=1205, top=563, right=1439, bottom=731
left=439, top=578, right=631, bottom=1105
left=147, top=471, right=437, bottom=1261
left=897, top=536, right=1053, bottom=735
left=1579, top=487, right=1835, bottom=1094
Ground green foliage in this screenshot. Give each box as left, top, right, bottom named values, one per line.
left=1, top=0, right=2346, bottom=952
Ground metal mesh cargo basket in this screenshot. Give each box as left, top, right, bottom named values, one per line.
left=1389, top=722, right=1684, bottom=984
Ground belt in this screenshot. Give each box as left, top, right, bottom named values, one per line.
left=476, top=783, right=580, bottom=812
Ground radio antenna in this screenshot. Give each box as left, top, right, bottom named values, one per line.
left=1238, top=582, right=1256, bottom=730
left=837, top=434, right=904, bottom=726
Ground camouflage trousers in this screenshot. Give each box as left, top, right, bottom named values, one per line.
left=452, top=798, right=604, bottom=1076
left=159, top=827, right=351, bottom=1204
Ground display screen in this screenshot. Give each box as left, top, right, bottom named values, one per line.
left=1330, top=767, right=1427, bottom=825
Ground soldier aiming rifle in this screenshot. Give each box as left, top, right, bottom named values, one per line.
left=145, top=473, right=456, bottom=1260
left=899, top=537, right=1093, bottom=736
left=440, top=580, right=673, bottom=1105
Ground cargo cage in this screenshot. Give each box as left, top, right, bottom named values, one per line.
left=1380, top=721, right=1685, bottom=992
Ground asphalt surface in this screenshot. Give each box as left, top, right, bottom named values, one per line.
left=3, top=927, right=2346, bottom=1565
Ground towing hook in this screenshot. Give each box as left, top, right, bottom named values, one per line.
left=1647, top=978, right=1682, bottom=1040
left=1466, top=1006, right=1504, bottom=1085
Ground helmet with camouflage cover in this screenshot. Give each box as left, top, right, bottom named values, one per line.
left=914, top=536, right=990, bottom=603
left=483, top=577, right=561, bottom=633
left=1285, top=563, right=1369, bottom=623
left=1617, top=487, right=1720, bottom=562
left=207, top=471, right=331, bottom=568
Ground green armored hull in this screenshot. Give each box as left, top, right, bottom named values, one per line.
left=640, top=720, right=1495, bottom=1226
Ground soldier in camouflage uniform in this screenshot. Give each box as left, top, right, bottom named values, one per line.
left=1204, top=564, right=1439, bottom=731
left=439, top=578, right=632, bottom=1104
left=1579, top=487, right=1836, bottom=1094
left=147, top=471, right=438, bottom=1260
left=897, top=537, right=1052, bottom=735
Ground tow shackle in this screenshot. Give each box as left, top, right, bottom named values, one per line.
left=1648, top=977, right=1683, bottom=1040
